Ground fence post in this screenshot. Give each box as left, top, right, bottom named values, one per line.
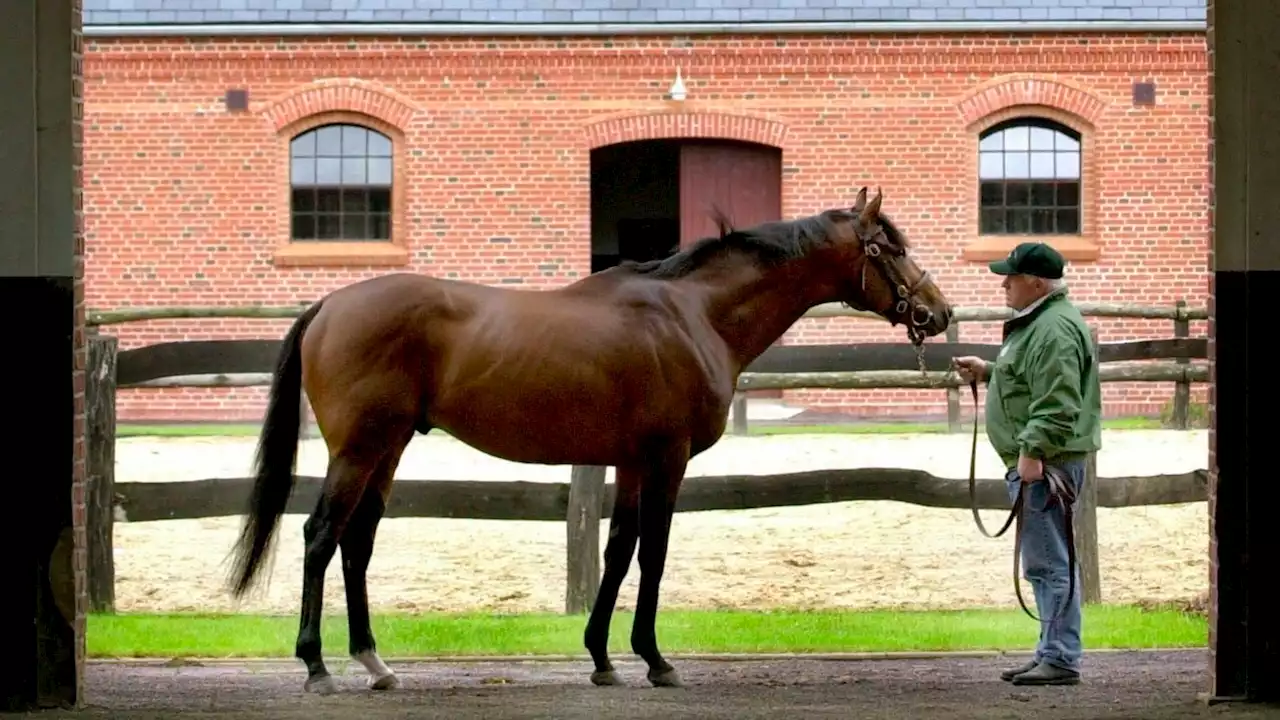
left=730, top=393, right=748, bottom=435
left=1076, top=326, right=1102, bottom=605
left=565, top=464, right=606, bottom=614
left=945, top=322, right=961, bottom=432
left=86, top=331, right=119, bottom=613
left=1172, top=299, right=1190, bottom=429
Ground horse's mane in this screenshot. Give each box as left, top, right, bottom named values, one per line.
left=619, top=207, right=908, bottom=280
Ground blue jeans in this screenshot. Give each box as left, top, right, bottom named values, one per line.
left=1005, top=457, right=1085, bottom=672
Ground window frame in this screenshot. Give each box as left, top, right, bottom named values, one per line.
left=977, top=117, right=1082, bottom=237
left=272, top=111, right=409, bottom=268
left=961, top=108, right=1100, bottom=263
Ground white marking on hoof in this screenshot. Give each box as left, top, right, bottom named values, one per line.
left=304, top=675, right=338, bottom=695
left=648, top=668, right=683, bottom=688
left=590, top=670, right=625, bottom=686
left=353, top=650, right=398, bottom=691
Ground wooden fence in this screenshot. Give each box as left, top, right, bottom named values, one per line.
left=83, top=299, right=1209, bottom=615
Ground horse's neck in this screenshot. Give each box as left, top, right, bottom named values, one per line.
left=695, top=258, right=838, bottom=369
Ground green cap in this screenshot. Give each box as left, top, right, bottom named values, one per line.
left=988, top=242, right=1066, bottom=279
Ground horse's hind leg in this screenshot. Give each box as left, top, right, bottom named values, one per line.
left=342, top=427, right=415, bottom=691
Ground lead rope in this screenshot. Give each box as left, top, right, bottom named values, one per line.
left=965, top=379, right=1077, bottom=622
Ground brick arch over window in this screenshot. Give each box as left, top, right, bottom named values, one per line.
left=270, top=111, right=410, bottom=268
left=956, top=76, right=1107, bottom=129
left=583, top=112, right=788, bottom=150
left=958, top=92, right=1103, bottom=263
left=261, top=79, right=420, bottom=135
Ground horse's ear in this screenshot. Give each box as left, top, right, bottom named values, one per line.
left=852, top=186, right=868, bottom=214
left=858, top=187, right=882, bottom=226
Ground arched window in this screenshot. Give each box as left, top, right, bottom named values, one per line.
left=978, top=118, right=1081, bottom=236
left=289, top=123, right=393, bottom=242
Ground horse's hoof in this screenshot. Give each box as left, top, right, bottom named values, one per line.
left=368, top=672, right=400, bottom=691
left=648, top=668, right=684, bottom=688
left=590, top=670, right=625, bottom=686
left=304, top=675, right=338, bottom=695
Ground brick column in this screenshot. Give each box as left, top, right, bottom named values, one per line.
left=71, top=0, right=89, bottom=702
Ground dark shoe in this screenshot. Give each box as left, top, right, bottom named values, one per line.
left=1010, top=661, right=1080, bottom=686
left=1000, top=660, right=1038, bottom=682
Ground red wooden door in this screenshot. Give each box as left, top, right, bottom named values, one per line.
left=678, top=141, right=784, bottom=397
left=678, top=141, right=782, bottom=247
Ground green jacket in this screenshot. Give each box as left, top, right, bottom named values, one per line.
left=983, top=286, right=1102, bottom=469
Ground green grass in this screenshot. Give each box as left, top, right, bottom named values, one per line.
left=117, top=416, right=1166, bottom=439
left=88, top=606, right=1205, bottom=659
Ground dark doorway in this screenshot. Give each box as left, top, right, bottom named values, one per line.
left=588, top=137, right=785, bottom=398
left=589, top=139, right=682, bottom=273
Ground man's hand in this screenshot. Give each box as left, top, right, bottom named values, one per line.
left=950, top=356, right=990, bottom=384
left=1017, top=454, right=1044, bottom=483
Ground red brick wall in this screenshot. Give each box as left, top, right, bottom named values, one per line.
left=71, top=0, right=88, bottom=700
left=81, top=31, right=1210, bottom=423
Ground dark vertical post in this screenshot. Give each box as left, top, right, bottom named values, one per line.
left=731, top=393, right=748, bottom=435
left=565, top=465, right=605, bottom=614
left=86, top=332, right=118, bottom=613
left=1206, top=0, right=1280, bottom=703
left=945, top=322, right=961, bottom=432
left=0, top=0, right=82, bottom=711
left=1074, top=326, right=1102, bottom=605
left=1173, top=299, right=1190, bottom=429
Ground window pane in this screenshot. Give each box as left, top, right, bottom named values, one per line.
left=980, top=208, right=1005, bottom=234
left=1029, top=151, right=1055, bottom=179
left=980, top=181, right=1004, bottom=207
left=1029, top=182, right=1055, bottom=207
left=1030, top=127, right=1056, bottom=151
left=291, top=213, right=315, bottom=240
left=342, top=213, right=367, bottom=239
left=1056, top=151, right=1080, bottom=179
left=315, top=126, right=343, bottom=156
left=368, top=157, right=392, bottom=186
left=1031, top=208, right=1055, bottom=234
left=368, top=132, right=393, bottom=157
left=342, top=189, right=368, bottom=212
left=1004, top=152, right=1030, bottom=179
left=316, top=189, right=341, bottom=213
left=291, top=188, right=316, bottom=212
left=1057, top=182, right=1080, bottom=207
left=370, top=213, right=391, bottom=240
left=1005, top=209, right=1032, bottom=234
left=1055, top=208, right=1080, bottom=234
left=316, top=214, right=342, bottom=239
left=341, top=125, right=367, bottom=156
left=341, top=157, right=366, bottom=184
left=979, top=132, right=1002, bottom=152
left=316, top=157, right=341, bottom=185
left=1003, top=126, right=1029, bottom=151
left=291, top=132, right=316, bottom=158
left=1006, top=182, right=1031, bottom=206
left=290, top=157, right=315, bottom=185
left=1056, top=134, right=1080, bottom=152
left=369, top=188, right=391, bottom=213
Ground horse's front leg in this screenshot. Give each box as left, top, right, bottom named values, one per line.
left=628, top=439, right=689, bottom=688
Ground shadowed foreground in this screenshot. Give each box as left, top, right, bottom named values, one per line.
left=29, top=650, right=1277, bottom=719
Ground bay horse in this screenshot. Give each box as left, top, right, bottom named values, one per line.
left=225, top=186, right=953, bottom=695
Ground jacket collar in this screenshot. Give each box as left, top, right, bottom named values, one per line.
left=1002, top=285, right=1069, bottom=340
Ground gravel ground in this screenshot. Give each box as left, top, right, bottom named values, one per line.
left=22, top=650, right=1274, bottom=719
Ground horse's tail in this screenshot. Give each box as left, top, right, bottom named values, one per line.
left=226, top=299, right=325, bottom=598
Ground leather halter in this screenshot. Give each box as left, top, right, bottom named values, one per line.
left=857, top=229, right=935, bottom=343
left=964, top=380, right=1078, bottom=623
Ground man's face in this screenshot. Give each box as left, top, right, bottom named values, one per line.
left=1001, top=273, right=1044, bottom=311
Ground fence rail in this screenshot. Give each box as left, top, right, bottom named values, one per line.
left=83, top=299, right=1210, bottom=616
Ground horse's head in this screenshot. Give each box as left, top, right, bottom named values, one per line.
left=826, top=187, right=953, bottom=342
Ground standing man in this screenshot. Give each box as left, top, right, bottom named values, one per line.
left=952, top=242, right=1102, bottom=687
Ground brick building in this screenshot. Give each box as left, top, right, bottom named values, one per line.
left=81, top=0, right=1209, bottom=423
